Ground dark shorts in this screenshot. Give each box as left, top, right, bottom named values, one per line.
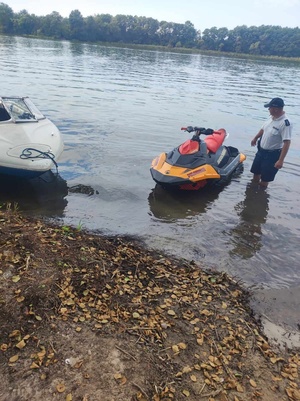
left=250, top=148, right=281, bottom=182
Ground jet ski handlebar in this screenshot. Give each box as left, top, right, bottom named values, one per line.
left=181, top=126, right=214, bottom=135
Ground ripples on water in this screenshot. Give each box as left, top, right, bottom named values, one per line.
left=1, top=36, right=300, bottom=299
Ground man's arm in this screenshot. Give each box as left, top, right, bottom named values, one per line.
left=275, top=139, right=291, bottom=169
left=251, top=128, right=264, bottom=146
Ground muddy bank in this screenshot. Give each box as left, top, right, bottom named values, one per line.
left=0, top=206, right=299, bottom=401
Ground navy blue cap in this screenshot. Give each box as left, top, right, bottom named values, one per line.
left=264, top=97, right=285, bottom=108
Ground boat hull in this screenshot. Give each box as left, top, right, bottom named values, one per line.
left=0, top=96, right=64, bottom=179
left=0, top=165, right=50, bottom=179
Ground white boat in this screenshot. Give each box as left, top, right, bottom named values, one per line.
left=0, top=96, right=64, bottom=178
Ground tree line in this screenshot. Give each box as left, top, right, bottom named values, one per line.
left=1, top=2, right=300, bottom=58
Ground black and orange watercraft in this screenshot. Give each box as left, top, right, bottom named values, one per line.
left=150, top=126, right=246, bottom=190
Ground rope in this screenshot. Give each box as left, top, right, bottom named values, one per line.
left=20, top=147, right=59, bottom=175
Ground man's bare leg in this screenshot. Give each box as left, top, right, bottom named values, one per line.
left=252, top=174, right=268, bottom=188
left=259, top=181, right=269, bottom=188
left=252, top=174, right=261, bottom=183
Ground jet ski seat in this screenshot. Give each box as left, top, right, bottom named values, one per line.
left=204, top=129, right=226, bottom=153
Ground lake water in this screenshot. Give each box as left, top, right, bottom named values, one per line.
left=1, top=35, right=300, bottom=342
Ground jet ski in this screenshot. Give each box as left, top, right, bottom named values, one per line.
left=150, top=126, right=246, bottom=191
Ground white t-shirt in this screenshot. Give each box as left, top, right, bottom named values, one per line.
left=260, top=113, right=292, bottom=150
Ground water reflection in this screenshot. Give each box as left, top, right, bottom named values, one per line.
left=148, top=184, right=223, bottom=221
left=0, top=171, right=68, bottom=217
left=70, top=42, right=86, bottom=56
left=230, top=182, right=269, bottom=259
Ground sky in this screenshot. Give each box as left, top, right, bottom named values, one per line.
left=4, top=0, right=300, bottom=31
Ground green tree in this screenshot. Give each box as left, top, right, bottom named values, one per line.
left=93, top=14, right=113, bottom=42
left=110, top=14, right=129, bottom=42
left=136, top=17, right=160, bottom=45
left=69, top=9, right=84, bottom=41
left=0, top=2, right=13, bottom=33
left=13, top=9, right=38, bottom=35
left=157, top=21, right=175, bottom=46
left=84, top=16, right=98, bottom=42
left=201, top=27, right=221, bottom=50
left=38, top=11, right=65, bottom=39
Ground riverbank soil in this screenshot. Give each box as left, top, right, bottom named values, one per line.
left=0, top=206, right=299, bottom=401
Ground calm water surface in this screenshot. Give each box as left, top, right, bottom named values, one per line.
left=1, top=36, right=300, bottom=334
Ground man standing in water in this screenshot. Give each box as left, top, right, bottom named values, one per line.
left=250, top=97, right=292, bottom=187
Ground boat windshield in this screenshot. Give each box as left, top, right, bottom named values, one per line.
left=1, top=97, right=46, bottom=122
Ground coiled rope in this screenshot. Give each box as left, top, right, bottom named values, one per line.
left=20, top=148, right=59, bottom=175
